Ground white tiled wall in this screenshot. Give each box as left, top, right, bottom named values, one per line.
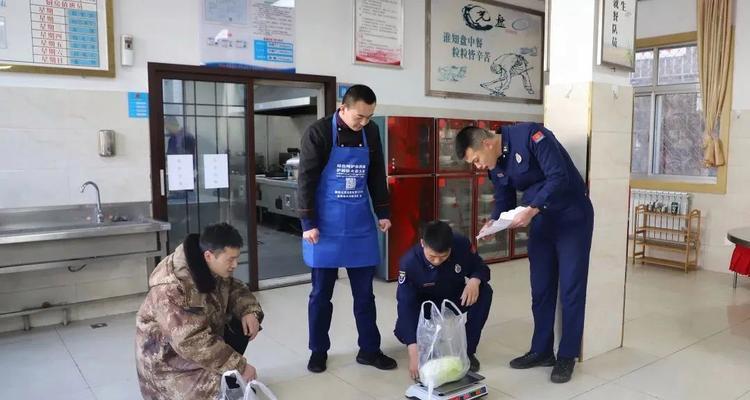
left=0, top=87, right=151, bottom=333
left=583, top=83, right=633, bottom=360
left=0, top=87, right=151, bottom=208
left=692, top=111, right=750, bottom=273
left=544, top=82, right=631, bottom=361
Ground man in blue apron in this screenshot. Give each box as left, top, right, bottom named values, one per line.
left=395, top=220, right=492, bottom=379
left=455, top=123, right=594, bottom=383
left=297, top=85, right=397, bottom=373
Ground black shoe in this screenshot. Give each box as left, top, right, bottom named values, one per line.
left=509, top=351, right=556, bottom=369
left=468, top=354, right=480, bottom=372
left=307, top=351, right=327, bottom=373
left=356, top=350, right=398, bottom=370
left=551, top=357, right=575, bottom=383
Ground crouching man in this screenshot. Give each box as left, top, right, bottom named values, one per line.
left=135, top=223, right=264, bottom=400
left=395, top=221, right=493, bottom=380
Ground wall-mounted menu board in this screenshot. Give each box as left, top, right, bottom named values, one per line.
left=0, top=0, right=114, bottom=77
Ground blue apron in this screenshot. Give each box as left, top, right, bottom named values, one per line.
left=302, top=116, right=380, bottom=268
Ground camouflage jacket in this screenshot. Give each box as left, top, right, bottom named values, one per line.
left=135, top=235, right=263, bottom=400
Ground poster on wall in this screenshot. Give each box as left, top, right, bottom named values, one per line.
left=200, top=0, right=295, bottom=72
left=426, top=0, right=544, bottom=104
left=597, top=0, right=636, bottom=70
left=0, top=0, right=114, bottom=77
left=354, top=0, right=403, bottom=67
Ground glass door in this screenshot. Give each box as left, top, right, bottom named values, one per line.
left=161, top=78, right=252, bottom=281
left=253, top=80, right=325, bottom=284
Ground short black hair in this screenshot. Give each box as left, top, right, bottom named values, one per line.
left=342, top=84, right=377, bottom=106
left=199, top=222, right=244, bottom=253
left=455, top=126, right=493, bottom=159
left=421, top=221, right=454, bottom=253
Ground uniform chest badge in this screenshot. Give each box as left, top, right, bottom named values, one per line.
left=496, top=172, right=504, bottom=178
left=398, top=271, right=406, bottom=284
left=515, top=153, right=522, bottom=164
left=455, top=264, right=462, bottom=273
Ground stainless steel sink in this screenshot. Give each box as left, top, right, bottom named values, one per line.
left=0, top=202, right=170, bottom=271
left=0, top=203, right=169, bottom=244
left=0, top=218, right=170, bottom=245
left=0, top=202, right=171, bottom=330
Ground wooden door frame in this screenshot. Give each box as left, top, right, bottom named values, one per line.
left=147, top=62, right=336, bottom=290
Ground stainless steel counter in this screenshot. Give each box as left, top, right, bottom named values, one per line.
left=256, top=176, right=299, bottom=189
left=0, top=218, right=170, bottom=245
left=256, top=176, right=299, bottom=218
left=0, top=202, right=170, bottom=273
left=0, top=202, right=171, bottom=329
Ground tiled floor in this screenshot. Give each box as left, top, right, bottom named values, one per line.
left=1, top=260, right=750, bottom=399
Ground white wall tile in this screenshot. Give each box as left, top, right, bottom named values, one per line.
left=0, top=169, right=71, bottom=208
left=589, top=132, right=632, bottom=180
left=591, top=83, right=634, bottom=133
left=0, top=88, right=151, bottom=208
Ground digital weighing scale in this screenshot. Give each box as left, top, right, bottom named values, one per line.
left=405, top=372, right=488, bottom=399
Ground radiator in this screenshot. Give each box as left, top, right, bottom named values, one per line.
left=629, top=189, right=691, bottom=242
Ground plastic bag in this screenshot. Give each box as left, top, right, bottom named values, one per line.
left=219, top=370, right=278, bottom=400
left=416, top=299, right=470, bottom=395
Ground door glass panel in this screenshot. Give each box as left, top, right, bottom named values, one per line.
left=387, top=176, right=436, bottom=280
left=476, top=175, right=509, bottom=260
left=437, top=118, right=474, bottom=172
left=386, top=117, right=435, bottom=175
left=163, top=79, right=250, bottom=282
left=437, top=177, right=473, bottom=238
left=253, top=81, right=324, bottom=281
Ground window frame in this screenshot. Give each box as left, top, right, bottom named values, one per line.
left=629, top=32, right=730, bottom=194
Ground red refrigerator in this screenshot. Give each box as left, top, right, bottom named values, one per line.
left=376, top=116, right=528, bottom=281
left=375, top=116, right=436, bottom=281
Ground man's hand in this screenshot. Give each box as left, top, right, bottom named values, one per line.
left=303, top=228, right=320, bottom=244
left=241, top=313, right=260, bottom=341
left=378, top=219, right=392, bottom=233
left=241, top=363, right=257, bottom=382
left=461, top=278, right=482, bottom=307
left=508, top=207, right=539, bottom=229
left=408, top=344, right=420, bottom=380
left=478, top=219, right=494, bottom=241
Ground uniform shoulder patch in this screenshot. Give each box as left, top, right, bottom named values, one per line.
left=398, top=270, right=406, bottom=284
left=531, top=131, right=545, bottom=143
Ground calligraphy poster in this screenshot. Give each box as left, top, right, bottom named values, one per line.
left=426, top=0, right=544, bottom=104
left=200, top=0, right=295, bottom=72
left=354, top=0, right=403, bottom=67
left=598, top=0, right=637, bottom=70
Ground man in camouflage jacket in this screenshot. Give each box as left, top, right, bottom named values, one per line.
left=135, top=223, right=264, bottom=400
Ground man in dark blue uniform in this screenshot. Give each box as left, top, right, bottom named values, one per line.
left=395, top=221, right=492, bottom=380
left=455, top=123, right=594, bottom=383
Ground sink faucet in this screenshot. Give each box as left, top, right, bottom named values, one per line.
left=80, top=181, right=105, bottom=223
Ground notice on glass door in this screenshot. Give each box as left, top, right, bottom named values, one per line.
left=167, top=154, right=195, bottom=191
left=203, top=153, right=229, bottom=189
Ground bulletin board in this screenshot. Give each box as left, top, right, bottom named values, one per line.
left=426, top=0, right=544, bottom=104
left=0, top=0, right=115, bottom=77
